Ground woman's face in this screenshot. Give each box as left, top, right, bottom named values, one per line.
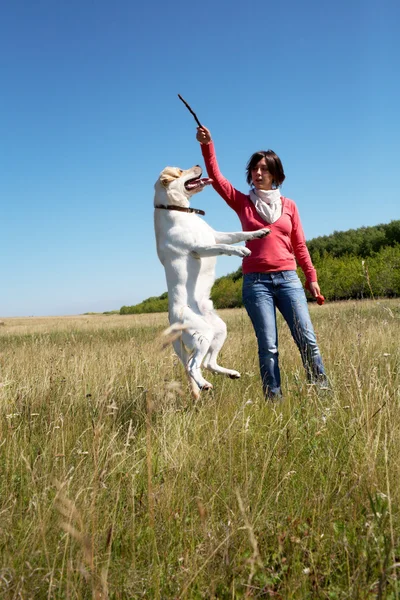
left=251, top=158, right=274, bottom=191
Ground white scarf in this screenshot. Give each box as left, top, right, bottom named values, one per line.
left=249, top=188, right=282, bottom=224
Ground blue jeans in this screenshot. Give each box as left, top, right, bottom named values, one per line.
left=242, top=271, right=326, bottom=398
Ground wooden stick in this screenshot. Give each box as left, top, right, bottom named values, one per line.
left=178, top=94, right=202, bottom=127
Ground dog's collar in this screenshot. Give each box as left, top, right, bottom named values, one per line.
left=155, top=204, right=205, bottom=216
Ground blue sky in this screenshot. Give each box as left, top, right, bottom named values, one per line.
left=1, top=0, right=399, bottom=317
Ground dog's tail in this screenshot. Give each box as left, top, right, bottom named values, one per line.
left=161, top=322, right=190, bottom=349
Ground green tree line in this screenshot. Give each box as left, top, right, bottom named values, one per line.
left=307, top=219, right=400, bottom=260
left=120, top=220, right=400, bottom=314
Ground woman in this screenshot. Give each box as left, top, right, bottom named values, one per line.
left=196, top=125, right=327, bottom=399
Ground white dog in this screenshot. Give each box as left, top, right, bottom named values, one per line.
left=154, top=164, right=270, bottom=398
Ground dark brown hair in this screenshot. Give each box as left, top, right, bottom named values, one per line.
left=246, top=150, right=286, bottom=187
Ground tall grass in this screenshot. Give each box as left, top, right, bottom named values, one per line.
left=0, top=300, right=399, bottom=599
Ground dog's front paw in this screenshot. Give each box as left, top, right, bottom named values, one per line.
left=237, top=247, right=251, bottom=257
left=252, top=228, right=271, bottom=239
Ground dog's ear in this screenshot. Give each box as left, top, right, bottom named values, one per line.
left=160, top=174, right=173, bottom=187
left=160, top=167, right=183, bottom=187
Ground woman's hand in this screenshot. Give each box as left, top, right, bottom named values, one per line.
left=307, top=281, right=321, bottom=298
left=196, top=126, right=212, bottom=145
left=306, top=280, right=325, bottom=305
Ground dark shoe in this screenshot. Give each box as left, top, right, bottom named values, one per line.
left=265, top=389, right=284, bottom=403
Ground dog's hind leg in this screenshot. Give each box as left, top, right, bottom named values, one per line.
left=181, top=330, right=214, bottom=391
left=172, top=339, right=201, bottom=399
left=202, top=313, right=241, bottom=379
left=172, top=337, right=190, bottom=366
left=169, top=308, right=214, bottom=392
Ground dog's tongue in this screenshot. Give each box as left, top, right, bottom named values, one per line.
left=186, top=178, right=213, bottom=190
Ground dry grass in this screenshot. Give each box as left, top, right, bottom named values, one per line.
left=0, top=299, right=399, bottom=599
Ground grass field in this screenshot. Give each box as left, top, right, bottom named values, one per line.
left=0, top=299, right=399, bottom=599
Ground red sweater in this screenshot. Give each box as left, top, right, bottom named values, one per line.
left=201, top=142, right=317, bottom=282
